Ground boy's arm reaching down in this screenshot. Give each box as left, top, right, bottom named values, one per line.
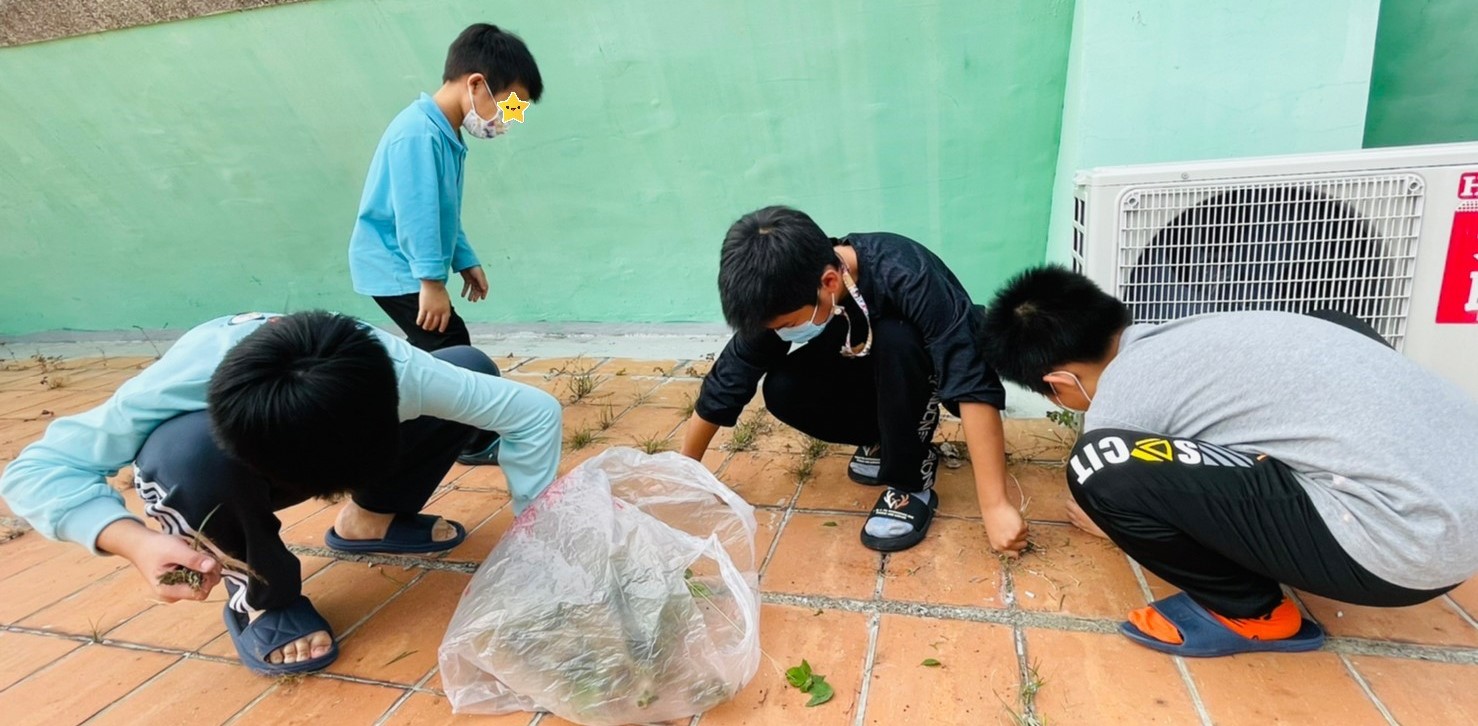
left=408, top=355, right=564, bottom=512
left=958, top=402, right=1027, bottom=555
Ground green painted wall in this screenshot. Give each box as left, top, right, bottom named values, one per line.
left=1045, top=0, right=1382, bottom=262
left=0, top=0, right=1074, bottom=335
left=1364, top=0, right=1478, bottom=148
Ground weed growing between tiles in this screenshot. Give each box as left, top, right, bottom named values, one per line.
left=567, top=427, right=601, bottom=450
left=548, top=357, right=605, bottom=404
left=726, top=409, right=774, bottom=452
left=634, top=434, right=674, bottom=455
left=1002, top=660, right=1047, bottom=726
left=788, top=437, right=831, bottom=483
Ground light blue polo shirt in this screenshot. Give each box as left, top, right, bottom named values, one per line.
left=0, top=314, right=563, bottom=554
left=349, top=94, right=481, bottom=296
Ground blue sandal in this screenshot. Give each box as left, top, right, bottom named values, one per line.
left=224, top=595, right=339, bottom=675
left=324, top=513, right=467, bottom=555
left=1121, top=593, right=1325, bottom=657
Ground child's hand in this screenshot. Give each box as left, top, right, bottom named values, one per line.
left=981, top=500, right=1029, bottom=556
left=98, top=519, right=221, bottom=602
left=459, top=266, right=489, bottom=303
left=418, top=280, right=453, bottom=332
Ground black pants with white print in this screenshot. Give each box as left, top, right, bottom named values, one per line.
left=132, top=346, right=497, bottom=614
left=1066, top=429, right=1453, bottom=618
left=762, top=317, right=946, bottom=493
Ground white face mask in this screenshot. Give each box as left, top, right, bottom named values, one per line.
left=1049, top=371, right=1093, bottom=414
left=776, top=292, right=836, bottom=344
left=462, top=82, right=507, bottom=140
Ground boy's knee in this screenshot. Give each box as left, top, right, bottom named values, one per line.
left=432, top=345, right=501, bottom=377
left=530, top=389, right=563, bottom=433
left=761, top=371, right=805, bottom=424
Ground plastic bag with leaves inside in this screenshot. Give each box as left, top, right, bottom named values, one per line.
left=438, top=448, right=761, bottom=725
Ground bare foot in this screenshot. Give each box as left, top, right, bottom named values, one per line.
left=332, top=501, right=457, bottom=543
left=1065, top=499, right=1109, bottom=539
left=248, top=608, right=332, bottom=665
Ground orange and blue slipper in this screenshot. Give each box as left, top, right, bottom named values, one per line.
left=1120, top=593, right=1324, bottom=657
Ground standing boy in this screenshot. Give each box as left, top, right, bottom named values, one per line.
left=0, top=311, right=563, bottom=674
left=680, top=206, right=1024, bottom=554
left=981, top=266, right=1478, bottom=657
left=348, top=23, right=543, bottom=465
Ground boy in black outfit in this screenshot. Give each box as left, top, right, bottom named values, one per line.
left=680, top=206, right=1025, bottom=554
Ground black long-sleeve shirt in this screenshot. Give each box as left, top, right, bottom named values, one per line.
left=696, top=232, right=1006, bottom=426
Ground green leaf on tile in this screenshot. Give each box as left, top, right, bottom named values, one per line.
left=805, top=675, right=834, bottom=707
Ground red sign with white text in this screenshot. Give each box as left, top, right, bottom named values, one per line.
left=1436, top=205, right=1478, bottom=324
left=1459, top=173, right=1478, bottom=199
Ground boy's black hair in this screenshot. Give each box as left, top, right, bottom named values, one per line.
left=444, top=23, right=543, bottom=102
left=981, top=265, right=1133, bottom=395
left=207, top=311, right=399, bottom=499
left=718, top=206, right=838, bottom=336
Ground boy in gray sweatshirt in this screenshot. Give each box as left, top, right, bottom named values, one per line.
left=980, top=266, right=1477, bottom=657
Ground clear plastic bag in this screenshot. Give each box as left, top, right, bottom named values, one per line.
left=438, top=448, right=761, bottom=725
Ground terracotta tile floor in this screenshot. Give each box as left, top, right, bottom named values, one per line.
left=0, top=353, right=1475, bottom=725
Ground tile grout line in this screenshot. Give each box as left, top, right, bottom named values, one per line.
left=1443, top=594, right=1478, bottom=630
left=371, top=674, right=433, bottom=726
left=1338, top=653, right=1399, bottom=726
left=78, top=654, right=190, bottom=725
left=850, top=553, right=888, bottom=726
left=1000, top=544, right=1040, bottom=723
left=1128, top=560, right=1213, bottom=726
left=0, top=624, right=447, bottom=696
left=221, top=676, right=280, bottom=726
left=4, top=556, right=134, bottom=627
left=335, top=568, right=430, bottom=642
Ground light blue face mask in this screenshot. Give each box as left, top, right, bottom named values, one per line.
left=776, top=293, right=836, bottom=344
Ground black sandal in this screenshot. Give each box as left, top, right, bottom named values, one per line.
left=859, top=488, right=939, bottom=552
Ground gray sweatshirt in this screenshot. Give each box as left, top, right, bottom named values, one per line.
left=1085, top=312, right=1478, bottom=590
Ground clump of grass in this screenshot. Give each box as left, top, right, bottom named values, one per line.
left=549, top=357, right=604, bottom=404
left=275, top=673, right=306, bottom=686
left=789, top=436, right=831, bottom=484
left=560, top=372, right=601, bottom=404
left=725, top=410, right=773, bottom=452
left=631, top=384, right=658, bottom=407
left=679, top=393, right=697, bottom=418
left=1002, top=661, right=1047, bottom=726
left=158, top=504, right=262, bottom=591
left=87, top=618, right=104, bottom=644
left=597, top=403, right=620, bottom=431
left=635, top=434, right=673, bottom=455
left=567, top=427, right=601, bottom=451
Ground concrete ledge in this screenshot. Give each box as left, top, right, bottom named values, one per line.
left=0, top=0, right=308, bottom=47
left=0, top=321, right=1052, bottom=417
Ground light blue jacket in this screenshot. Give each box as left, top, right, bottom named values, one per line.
left=349, top=94, right=481, bottom=296
left=0, top=314, right=562, bottom=553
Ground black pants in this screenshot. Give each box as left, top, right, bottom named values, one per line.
left=132, top=346, right=498, bottom=613
left=373, top=292, right=471, bottom=352
left=1067, top=431, right=1453, bottom=617
left=763, top=318, right=946, bottom=492
left=1067, top=308, right=1445, bottom=619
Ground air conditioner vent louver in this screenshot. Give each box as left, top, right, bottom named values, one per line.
left=1115, top=174, right=1424, bottom=349
left=1071, top=192, right=1087, bottom=274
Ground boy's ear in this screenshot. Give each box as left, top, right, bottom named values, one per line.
left=820, top=267, right=842, bottom=293
left=1042, top=371, right=1074, bottom=390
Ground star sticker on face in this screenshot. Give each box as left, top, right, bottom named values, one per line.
left=498, top=92, right=528, bottom=123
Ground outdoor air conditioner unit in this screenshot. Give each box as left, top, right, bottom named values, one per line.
left=1072, top=142, right=1478, bottom=399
